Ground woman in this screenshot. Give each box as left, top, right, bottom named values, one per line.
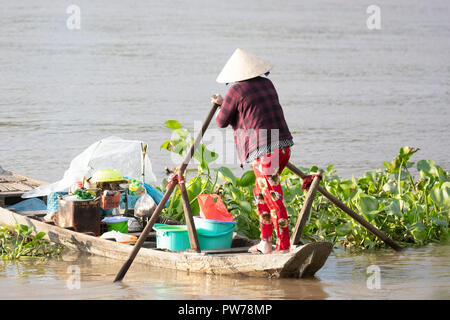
left=211, top=48, right=294, bottom=254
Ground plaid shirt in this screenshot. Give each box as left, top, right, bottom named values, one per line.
left=216, top=76, right=293, bottom=164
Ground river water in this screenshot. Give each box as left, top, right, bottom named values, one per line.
left=1, top=0, right=449, bottom=183
left=0, top=0, right=449, bottom=300
left=0, top=242, right=449, bottom=300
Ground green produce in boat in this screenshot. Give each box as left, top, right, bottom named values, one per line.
left=73, top=189, right=94, bottom=200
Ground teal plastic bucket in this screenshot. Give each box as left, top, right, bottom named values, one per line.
left=153, top=220, right=236, bottom=251
left=193, top=216, right=236, bottom=233
left=152, top=224, right=190, bottom=251
left=194, top=216, right=236, bottom=250
left=102, top=216, right=129, bottom=233
left=197, top=227, right=235, bottom=250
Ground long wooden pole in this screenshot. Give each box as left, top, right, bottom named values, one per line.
left=290, top=170, right=322, bottom=246
left=113, top=103, right=220, bottom=282
left=286, top=163, right=403, bottom=251
left=179, top=178, right=201, bottom=252
left=174, top=103, right=220, bottom=252
left=113, top=179, right=177, bottom=282
left=180, top=104, right=221, bottom=172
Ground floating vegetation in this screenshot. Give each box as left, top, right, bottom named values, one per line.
left=0, top=224, right=64, bottom=260
left=159, top=120, right=449, bottom=250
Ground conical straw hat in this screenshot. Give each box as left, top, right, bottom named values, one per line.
left=216, top=48, right=273, bottom=83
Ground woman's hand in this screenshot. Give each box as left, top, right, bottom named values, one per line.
left=211, top=94, right=223, bottom=106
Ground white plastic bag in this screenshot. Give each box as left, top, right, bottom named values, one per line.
left=100, top=231, right=137, bottom=243
left=22, top=136, right=156, bottom=198
left=134, top=192, right=156, bottom=218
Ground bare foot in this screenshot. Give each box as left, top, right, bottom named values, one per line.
left=248, top=241, right=273, bottom=254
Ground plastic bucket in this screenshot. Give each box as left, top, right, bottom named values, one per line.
left=102, top=216, right=129, bottom=233
left=153, top=220, right=236, bottom=251
left=194, top=216, right=236, bottom=250
left=152, top=224, right=190, bottom=251
left=193, top=216, right=236, bottom=233
left=197, top=227, right=235, bottom=250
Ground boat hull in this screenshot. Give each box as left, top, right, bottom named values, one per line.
left=0, top=206, right=332, bottom=278
left=0, top=171, right=332, bottom=279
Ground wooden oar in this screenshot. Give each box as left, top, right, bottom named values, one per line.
left=113, top=103, right=220, bottom=282
left=286, top=163, right=403, bottom=251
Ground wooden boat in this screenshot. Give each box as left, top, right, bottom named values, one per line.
left=0, top=171, right=332, bottom=279
left=0, top=169, right=44, bottom=207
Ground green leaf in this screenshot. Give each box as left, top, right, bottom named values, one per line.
left=165, top=120, right=182, bottom=130
left=430, top=185, right=449, bottom=208
left=238, top=200, right=252, bottom=214
left=365, top=171, right=380, bottom=183
left=216, top=167, right=237, bottom=186
left=335, top=222, right=353, bottom=236
left=429, top=217, right=448, bottom=227
left=417, top=160, right=439, bottom=178
left=386, top=146, right=419, bottom=174
left=337, top=180, right=357, bottom=199
left=160, top=138, right=188, bottom=156
left=359, top=194, right=379, bottom=216
left=339, top=180, right=356, bottom=190
left=173, top=128, right=189, bottom=139
left=238, top=170, right=256, bottom=187
left=441, top=181, right=450, bottom=192
left=187, top=178, right=203, bottom=206
left=33, top=232, right=46, bottom=241
left=15, top=224, right=31, bottom=236
left=398, top=146, right=419, bottom=161
left=192, top=143, right=218, bottom=169
left=384, top=199, right=402, bottom=217
left=165, top=120, right=189, bottom=139
left=410, top=222, right=427, bottom=243
left=159, top=140, right=171, bottom=151
left=438, top=167, right=449, bottom=183
left=382, top=181, right=397, bottom=194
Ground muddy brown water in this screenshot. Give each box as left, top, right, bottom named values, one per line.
left=1, top=242, right=448, bottom=299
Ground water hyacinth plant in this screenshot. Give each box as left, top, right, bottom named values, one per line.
left=159, top=120, right=449, bottom=249
left=0, top=224, right=64, bottom=260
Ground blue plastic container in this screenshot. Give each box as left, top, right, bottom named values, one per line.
left=197, top=227, right=235, bottom=250
left=194, top=216, right=236, bottom=250
left=193, top=216, right=236, bottom=233
left=153, top=224, right=190, bottom=251
left=153, top=221, right=236, bottom=251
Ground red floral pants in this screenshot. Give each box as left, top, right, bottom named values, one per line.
left=252, top=147, right=291, bottom=250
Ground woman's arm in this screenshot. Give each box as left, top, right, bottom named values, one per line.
left=214, top=86, right=239, bottom=128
